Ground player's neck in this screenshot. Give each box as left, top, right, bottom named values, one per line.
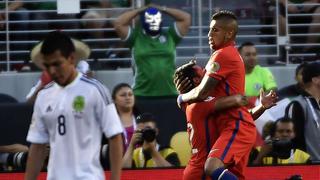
left=63, top=69, right=78, bottom=87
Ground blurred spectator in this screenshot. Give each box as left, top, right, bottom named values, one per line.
left=0, top=0, right=30, bottom=61
left=114, top=4, right=191, bottom=98
left=26, top=1, right=80, bottom=39
left=26, top=38, right=91, bottom=104
left=122, top=113, right=180, bottom=168
left=112, top=83, right=141, bottom=151
left=80, top=0, right=131, bottom=62
left=277, top=62, right=307, bottom=100
left=251, top=117, right=310, bottom=165
left=278, top=0, right=320, bottom=53
left=0, top=0, right=26, bottom=30
left=286, top=61, right=320, bottom=162
left=238, top=42, right=278, bottom=107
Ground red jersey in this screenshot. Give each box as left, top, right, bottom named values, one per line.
left=183, top=98, right=217, bottom=180
left=205, top=41, right=254, bottom=125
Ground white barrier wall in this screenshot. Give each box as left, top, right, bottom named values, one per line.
left=0, top=66, right=297, bottom=102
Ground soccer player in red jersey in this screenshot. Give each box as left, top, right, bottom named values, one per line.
left=179, top=63, right=277, bottom=180
left=177, top=10, right=258, bottom=180
left=180, top=64, right=246, bottom=180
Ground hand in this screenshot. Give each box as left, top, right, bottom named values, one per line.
left=260, top=89, right=278, bottom=109
left=142, top=139, right=157, bottom=153
left=235, top=94, right=249, bottom=106
left=173, top=59, right=197, bottom=93
left=130, top=130, right=143, bottom=146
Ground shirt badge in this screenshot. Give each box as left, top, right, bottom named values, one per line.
left=206, top=61, right=220, bottom=74
left=73, top=96, right=85, bottom=113
left=159, top=35, right=166, bottom=43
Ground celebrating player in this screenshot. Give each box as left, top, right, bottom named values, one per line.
left=175, top=61, right=277, bottom=180
left=24, top=31, right=123, bottom=180
left=176, top=10, right=260, bottom=180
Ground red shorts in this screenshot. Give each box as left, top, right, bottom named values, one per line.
left=208, top=119, right=256, bottom=180
left=183, top=164, right=210, bottom=180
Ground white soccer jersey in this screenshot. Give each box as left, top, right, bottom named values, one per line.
left=27, top=73, right=123, bottom=180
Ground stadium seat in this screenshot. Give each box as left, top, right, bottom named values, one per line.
left=169, top=131, right=191, bottom=166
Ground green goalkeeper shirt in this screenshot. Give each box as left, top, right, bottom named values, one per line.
left=126, top=24, right=182, bottom=97
left=245, top=65, right=277, bottom=97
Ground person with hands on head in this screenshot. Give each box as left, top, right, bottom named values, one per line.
left=122, top=113, right=180, bottom=168
left=114, top=3, right=191, bottom=97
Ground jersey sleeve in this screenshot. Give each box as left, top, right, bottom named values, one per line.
left=168, top=23, right=182, bottom=45
left=205, top=51, right=234, bottom=81
left=262, top=68, right=277, bottom=90
left=95, top=84, right=123, bottom=138
left=125, top=26, right=138, bottom=48
left=26, top=95, right=49, bottom=144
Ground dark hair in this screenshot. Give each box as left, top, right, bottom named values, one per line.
left=211, top=10, right=238, bottom=35
left=302, top=61, right=320, bottom=83
left=112, top=83, right=132, bottom=100
left=295, top=62, right=307, bottom=77
left=211, top=10, right=237, bottom=21
left=238, top=41, right=255, bottom=52
left=270, top=117, right=294, bottom=137
left=112, top=83, right=141, bottom=116
left=136, top=112, right=157, bottom=126
left=41, top=31, right=75, bottom=58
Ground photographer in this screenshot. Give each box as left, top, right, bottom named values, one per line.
left=122, top=113, right=180, bottom=168
left=251, top=117, right=310, bottom=165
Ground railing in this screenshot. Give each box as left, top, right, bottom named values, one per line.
left=284, top=1, right=320, bottom=63
left=1, top=0, right=318, bottom=72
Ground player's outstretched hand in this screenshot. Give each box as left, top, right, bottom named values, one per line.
left=260, top=89, right=278, bottom=109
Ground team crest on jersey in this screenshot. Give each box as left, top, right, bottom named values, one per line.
left=159, top=35, right=166, bottom=43
left=73, top=96, right=85, bottom=113
left=205, top=61, right=220, bottom=74
left=254, top=83, right=262, bottom=91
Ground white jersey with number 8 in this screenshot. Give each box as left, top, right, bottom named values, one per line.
left=27, top=73, right=123, bottom=180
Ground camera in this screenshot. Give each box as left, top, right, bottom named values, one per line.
left=271, top=139, right=294, bottom=159
left=5, top=152, right=28, bottom=171
left=140, top=127, right=156, bottom=143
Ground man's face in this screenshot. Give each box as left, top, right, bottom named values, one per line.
left=208, top=20, right=226, bottom=50
left=274, top=122, right=295, bottom=140
left=239, top=45, right=257, bottom=70
left=43, top=50, right=75, bottom=86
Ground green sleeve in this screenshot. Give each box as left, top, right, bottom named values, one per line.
left=262, top=68, right=277, bottom=91
left=168, top=23, right=182, bottom=45
left=126, top=26, right=139, bottom=48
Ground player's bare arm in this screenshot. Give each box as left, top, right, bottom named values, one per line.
left=214, top=94, right=248, bottom=111
left=250, top=90, right=278, bottom=120
left=109, top=134, right=123, bottom=180
left=25, top=143, right=47, bottom=180
left=180, top=75, right=219, bottom=104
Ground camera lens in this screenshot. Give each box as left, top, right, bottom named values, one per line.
left=142, top=128, right=156, bottom=142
